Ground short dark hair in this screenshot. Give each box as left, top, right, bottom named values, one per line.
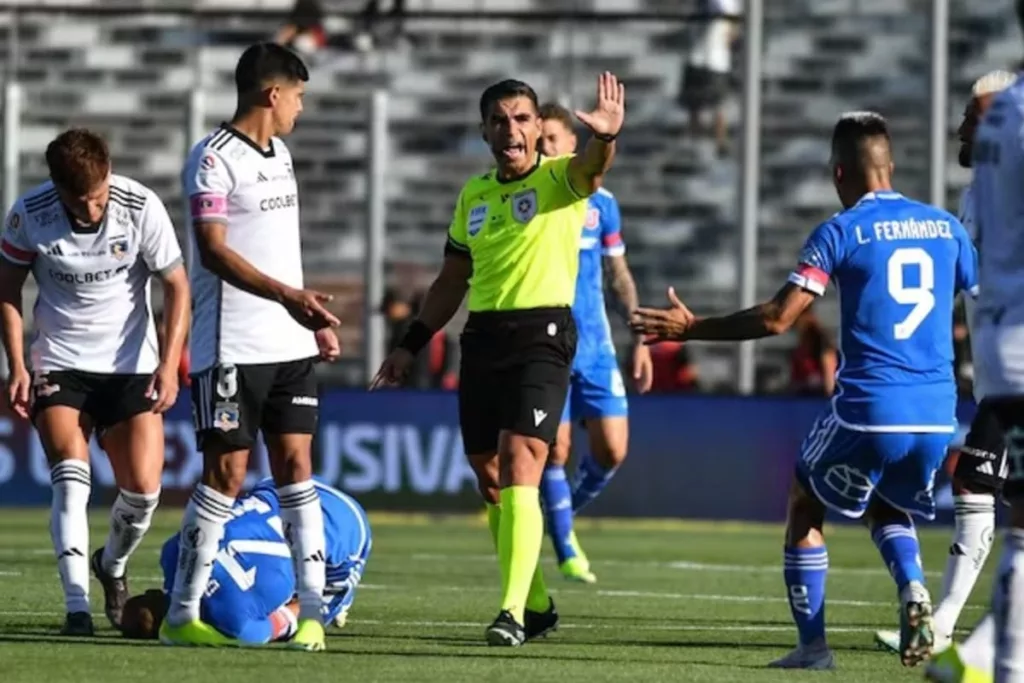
left=45, top=128, right=110, bottom=195
left=479, top=79, right=539, bottom=120
left=831, top=111, right=890, bottom=149
left=539, top=102, right=575, bottom=131
left=831, top=111, right=891, bottom=168
left=235, top=42, right=309, bottom=95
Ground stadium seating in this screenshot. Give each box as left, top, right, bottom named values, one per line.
left=1, top=0, right=1015, bottom=388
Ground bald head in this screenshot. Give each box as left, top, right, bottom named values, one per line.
left=830, top=112, right=894, bottom=207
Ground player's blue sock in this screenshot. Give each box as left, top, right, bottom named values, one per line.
left=571, top=454, right=618, bottom=513
left=540, top=465, right=576, bottom=564
left=783, top=545, right=828, bottom=646
left=871, top=522, right=925, bottom=591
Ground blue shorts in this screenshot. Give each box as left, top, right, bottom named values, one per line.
left=560, top=352, right=629, bottom=423
left=796, top=411, right=953, bottom=520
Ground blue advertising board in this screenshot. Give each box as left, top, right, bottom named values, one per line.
left=0, top=390, right=977, bottom=523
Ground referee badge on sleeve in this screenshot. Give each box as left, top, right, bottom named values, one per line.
left=214, top=401, right=240, bottom=432
left=468, top=205, right=488, bottom=237
left=511, top=189, right=538, bottom=223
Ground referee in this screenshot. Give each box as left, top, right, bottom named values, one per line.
left=373, top=72, right=625, bottom=646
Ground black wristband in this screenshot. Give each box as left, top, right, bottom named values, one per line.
left=398, top=320, right=433, bottom=355
left=594, top=132, right=618, bottom=143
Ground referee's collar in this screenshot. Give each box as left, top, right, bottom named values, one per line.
left=219, top=122, right=276, bottom=159
left=495, top=153, right=543, bottom=184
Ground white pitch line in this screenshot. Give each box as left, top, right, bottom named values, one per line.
left=408, top=553, right=944, bottom=578
left=0, top=611, right=916, bottom=635
left=3, top=549, right=945, bottom=578
left=0, top=581, right=984, bottom=613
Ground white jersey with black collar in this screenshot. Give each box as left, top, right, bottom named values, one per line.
left=182, top=124, right=317, bottom=373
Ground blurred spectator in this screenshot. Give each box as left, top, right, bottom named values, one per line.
left=274, top=0, right=327, bottom=64
left=383, top=288, right=456, bottom=389
left=789, top=307, right=837, bottom=396
left=952, top=300, right=974, bottom=399
left=648, top=341, right=699, bottom=393
left=354, top=0, right=407, bottom=52
left=680, top=0, right=742, bottom=158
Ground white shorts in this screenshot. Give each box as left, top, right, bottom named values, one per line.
left=972, top=321, right=1024, bottom=397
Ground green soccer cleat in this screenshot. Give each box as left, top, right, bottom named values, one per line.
left=559, top=532, right=597, bottom=583
left=287, top=618, right=326, bottom=652
left=159, top=619, right=238, bottom=648
left=925, top=645, right=993, bottom=683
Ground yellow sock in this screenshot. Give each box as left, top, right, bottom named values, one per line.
left=487, top=502, right=550, bottom=614
left=497, top=487, right=544, bottom=624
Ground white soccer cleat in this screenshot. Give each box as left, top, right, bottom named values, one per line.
left=767, top=644, right=836, bottom=670
left=332, top=608, right=349, bottom=629
left=875, top=628, right=951, bottom=656
left=875, top=629, right=900, bottom=654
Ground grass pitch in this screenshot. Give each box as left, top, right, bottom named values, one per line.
left=0, top=510, right=993, bottom=682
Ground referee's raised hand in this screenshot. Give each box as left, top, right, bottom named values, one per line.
left=574, top=72, right=625, bottom=139
left=282, top=287, right=341, bottom=331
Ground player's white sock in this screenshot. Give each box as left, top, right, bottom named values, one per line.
left=959, top=612, right=995, bottom=674
left=994, top=528, right=1024, bottom=683
left=49, top=459, right=92, bottom=614
left=933, top=493, right=996, bottom=639
left=100, top=488, right=160, bottom=578
left=167, top=484, right=234, bottom=626
left=278, top=480, right=326, bottom=623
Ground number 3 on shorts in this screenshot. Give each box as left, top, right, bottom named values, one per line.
left=887, top=247, right=935, bottom=341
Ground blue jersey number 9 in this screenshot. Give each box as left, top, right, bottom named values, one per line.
left=887, top=247, right=935, bottom=341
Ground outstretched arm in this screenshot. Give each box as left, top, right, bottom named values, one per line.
left=682, top=284, right=817, bottom=341
left=631, top=283, right=816, bottom=342
left=567, top=72, right=625, bottom=195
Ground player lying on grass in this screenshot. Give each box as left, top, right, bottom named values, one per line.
left=871, top=71, right=1016, bottom=672
left=121, top=479, right=370, bottom=645
left=631, top=112, right=977, bottom=670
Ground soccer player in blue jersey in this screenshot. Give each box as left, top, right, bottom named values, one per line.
left=537, top=103, right=653, bottom=583
left=632, top=112, right=978, bottom=671
left=120, top=479, right=371, bottom=645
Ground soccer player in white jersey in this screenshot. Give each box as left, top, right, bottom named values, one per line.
left=957, top=15, right=1024, bottom=679
left=163, top=42, right=340, bottom=653
left=872, top=71, right=1016, bottom=663
left=0, top=129, right=190, bottom=636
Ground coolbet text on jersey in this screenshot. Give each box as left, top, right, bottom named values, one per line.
left=160, top=479, right=371, bottom=644
left=1, top=176, right=183, bottom=374
left=182, top=124, right=317, bottom=373
left=561, top=187, right=629, bottom=422
left=446, top=154, right=589, bottom=311
left=789, top=191, right=977, bottom=519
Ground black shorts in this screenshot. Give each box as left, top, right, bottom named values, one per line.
left=31, top=370, right=154, bottom=433
left=191, top=357, right=319, bottom=452
left=458, top=307, right=576, bottom=455
left=953, top=400, right=1009, bottom=492
left=681, top=64, right=730, bottom=109
left=977, top=397, right=1024, bottom=502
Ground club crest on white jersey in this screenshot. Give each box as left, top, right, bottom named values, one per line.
left=0, top=175, right=184, bottom=374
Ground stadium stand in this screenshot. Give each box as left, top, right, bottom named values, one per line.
left=0, top=0, right=1017, bottom=388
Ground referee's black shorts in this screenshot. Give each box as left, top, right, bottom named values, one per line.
left=458, top=307, right=577, bottom=455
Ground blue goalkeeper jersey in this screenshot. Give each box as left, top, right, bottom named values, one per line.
left=572, top=187, right=624, bottom=363
left=787, top=191, right=977, bottom=431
